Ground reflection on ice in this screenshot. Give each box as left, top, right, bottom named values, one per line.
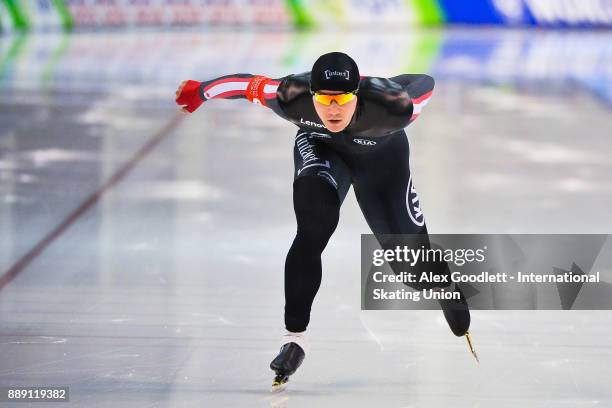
left=18, top=148, right=98, bottom=165
left=120, top=180, right=225, bottom=201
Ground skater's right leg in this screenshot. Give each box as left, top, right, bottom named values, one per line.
left=272, top=132, right=353, bottom=390
left=285, top=131, right=352, bottom=333
left=284, top=176, right=340, bottom=332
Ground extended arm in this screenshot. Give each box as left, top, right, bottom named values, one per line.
left=389, top=74, right=434, bottom=122
left=175, top=74, right=283, bottom=114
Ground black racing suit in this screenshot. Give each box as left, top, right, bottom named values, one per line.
left=196, top=72, right=469, bottom=335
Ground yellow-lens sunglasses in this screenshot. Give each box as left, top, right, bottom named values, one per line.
left=313, top=92, right=357, bottom=106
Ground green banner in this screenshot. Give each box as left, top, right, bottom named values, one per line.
left=3, top=0, right=30, bottom=30
left=51, top=0, right=73, bottom=31
left=411, top=0, right=445, bottom=25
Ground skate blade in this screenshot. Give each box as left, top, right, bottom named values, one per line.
left=271, top=376, right=289, bottom=393
left=464, top=331, right=479, bottom=364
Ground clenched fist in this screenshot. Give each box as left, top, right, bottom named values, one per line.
left=175, top=80, right=204, bottom=113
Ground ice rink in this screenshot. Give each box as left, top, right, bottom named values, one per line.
left=1, top=28, right=612, bottom=407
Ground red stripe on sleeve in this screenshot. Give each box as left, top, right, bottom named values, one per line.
left=210, top=90, right=247, bottom=99
left=202, top=77, right=251, bottom=93
left=412, top=90, right=433, bottom=104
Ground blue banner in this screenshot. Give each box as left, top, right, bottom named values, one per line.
left=438, top=0, right=612, bottom=28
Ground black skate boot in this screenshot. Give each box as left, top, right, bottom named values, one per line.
left=439, top=283, right=470, bottom=336
left=438, top=283, right=479, bottom=363
left=270, top=342, right=305, bottom=391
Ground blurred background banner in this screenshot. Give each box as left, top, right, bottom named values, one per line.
left=1, top=30, right=610, bottom=105
left=1, top=0, right=612, bottom=31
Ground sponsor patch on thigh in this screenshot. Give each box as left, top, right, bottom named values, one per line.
left=406, top=175, right=425, bottom=227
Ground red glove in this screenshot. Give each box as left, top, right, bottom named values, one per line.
left=175, top=80, right=204, bottom=113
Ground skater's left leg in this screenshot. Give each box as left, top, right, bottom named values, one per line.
left=349, top=131, right=471, bottom=338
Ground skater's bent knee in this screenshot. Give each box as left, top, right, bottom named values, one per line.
left=293, top=176, right=340, bottom=238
